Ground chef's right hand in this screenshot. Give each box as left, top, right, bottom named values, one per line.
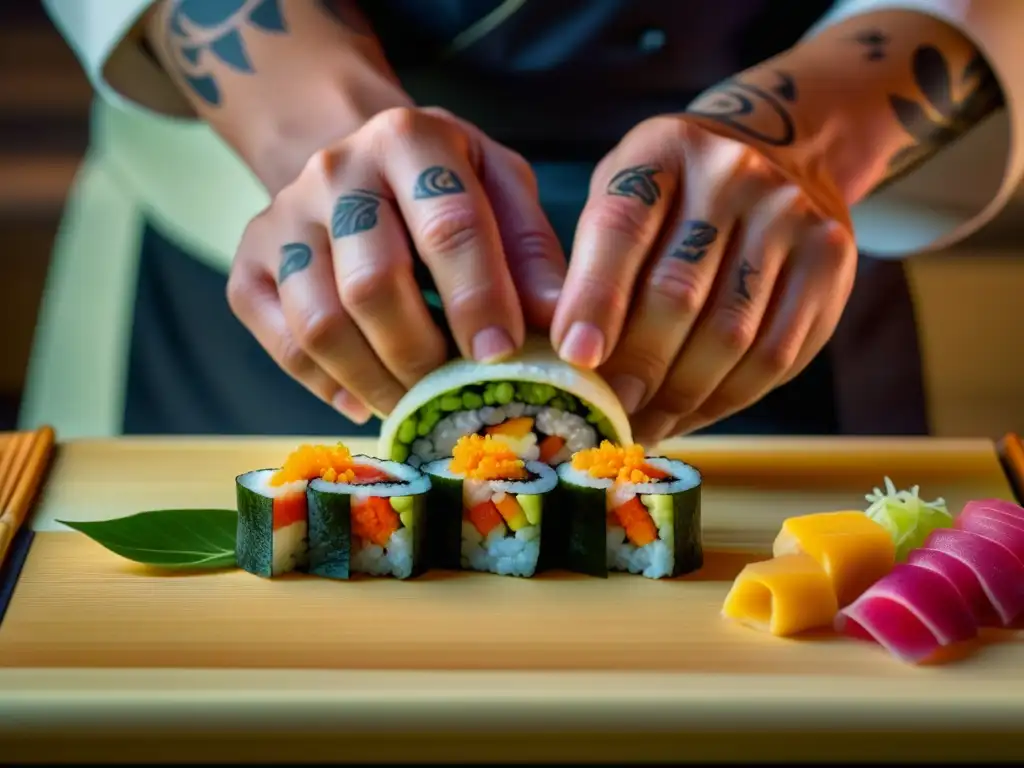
left=228, top=107, right=566, bottom=423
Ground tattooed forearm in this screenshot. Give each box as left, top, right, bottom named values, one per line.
left=332, top=190, right=384, bottom=238
left=736, top=259, right=759, bottom=301
left=685, top=71, right=798, bottom=147
left=164, top=0, right=288, bottom=107
left=672, top=221, right=719, bottom=263
left=278, top=242, right=313, bottom=284
left=413, top=167, right=466, bottom=199
left=880, top=44, right=1005, bottom=189
left=607, top=165, right=663, bottom=206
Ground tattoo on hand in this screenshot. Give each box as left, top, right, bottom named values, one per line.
left=685, top=71, right=797, bottom=147
left=672, top=221, right=719, bottom=263
left=278, top=242, right=313, bottom=284
left=166, top=0, right=288, bottom=107
left=332, top=190, right=383, bottom=238
left=736, top=259, right=759, bottom=301
left=607, top=165, right=662, bottom=206
left=413, top=166, right=466, bottom=199
left=883, top=44, right=1005, bottom=188
left=851, top=29, right=889, bottom=62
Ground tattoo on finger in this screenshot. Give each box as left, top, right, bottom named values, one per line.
left=736, top=258, right=759, bottom=301
left=278, top=242, right=313, bottom=284
left=607, top=165, right=662, bottom=206
left=332, top=189, right=384, bottom=238
left=413, top=166, right=466, bottom=199
left=672, top=220, right=719, bottom=263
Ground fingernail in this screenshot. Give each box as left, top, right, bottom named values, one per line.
left=472, top=325, right=516, bottom=363
left=608, top=374, right=646, bottom=414
left=559, top=321, right=605, bottom=368
left=332, top=389, right=372, bottom=425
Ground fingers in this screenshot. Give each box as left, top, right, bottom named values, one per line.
left=226, top=247, right=366, bottom=421
left=631, top=187, right=808, bottom=444
left=673, top=221, right=855, bottom=436
left=370, top=109, right=526, bottom=363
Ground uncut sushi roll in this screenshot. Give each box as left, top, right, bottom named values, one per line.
left=556, top=441, right=703, bottom=579
left=236, top=468, right=310, bottom=578
left=422, top=434, right=557, bottom=577
left=235, top=442, right=430, bottom=580
left=378, top=336, right=633, bottom=468
left=307, top=456, right=430, bottom=580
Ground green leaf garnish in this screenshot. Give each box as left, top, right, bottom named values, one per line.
left=58, top=509, right=239, bottom=570
left=864, top=476, right=952, bottom=561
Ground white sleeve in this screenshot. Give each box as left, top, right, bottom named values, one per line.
left=805, top=0, right=1024, bottom=257
left=41, top=0, right=188, bottom=116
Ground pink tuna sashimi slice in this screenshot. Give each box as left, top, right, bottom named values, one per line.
left=959, top=502, right=1024, bottom=535
left=923, top=527, right=1024, bottom=626
left=907, top=547, right=993, bottom=624
left=838, top=563, right=976, bottom=653
left=837, top=565, right=976, bottom=664
left=961, top=499, right=1024, bottom=525
left=957, top=514, right=1024, bottom=563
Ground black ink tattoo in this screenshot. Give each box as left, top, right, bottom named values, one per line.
left=685, top=71, right=797, bottom=147
left=671, top=221, right=719, bottom=263
left=851, top=29, right=889, bottom=61
left=166, top=0, right=288, bottom=107
left=413, top=166, right=466, bottom=199
left=882, top=44, right=1005, bottom=188
left=332, top=189, right=383, bottom=238
left=606, top=165, right=662, bottom=206
left=736, top=259, right=759, bottom=301
left=278, top=242, right=313, bottom=284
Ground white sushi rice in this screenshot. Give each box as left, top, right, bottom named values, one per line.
left=237, top=467, right=308, bottom=499
left=407, top=404, right=597, bottom=467
left=424, top=459, right=556, bottom=578
left=557, top=457, right=701, bottom=580
left=351, top=526, right=415, bottom=579
left=272, top=521, right=308, bottom=576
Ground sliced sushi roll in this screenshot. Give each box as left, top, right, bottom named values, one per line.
left=235, top=442, right=430, bottom=580
left=307, top=456, right=430, bottom=580
left=236, top=469, right=310, bottom=578
left=556, top=441, right=703, bottom=579
left=377, top=337, right=633, bottom=468
left=422, top=434, right=558, bottom=577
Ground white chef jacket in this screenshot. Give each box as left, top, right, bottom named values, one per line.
left=20, top=0, right=1024, bottom=439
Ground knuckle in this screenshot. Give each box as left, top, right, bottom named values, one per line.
left=339, top=266, right=395, bottom=313
left=511, top=228, right=562, bottom=265
left=418, top=205, right=483, bottom=256
left=579, top=197, right=655, bottom=242
left=632, top=114, right=687, bottom=145
left=369, top=105, right=424, bottom=141
left=647, top=264, right=705, bottom=316
left=710, top=309, right=757, bottom=354
left=299, top=147, right=344, bottom=198
left=652, top=386, right=703, bottom=416
left=277, top=340, right=314, bottom=379
left=752, top=338, right=799, bottom=378
left=565, top=274, right=629, bottom=317
left=293, top=308, right=345, bottom=355
left=225, top=270, right=250, bottom=319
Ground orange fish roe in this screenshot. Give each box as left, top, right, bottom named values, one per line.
left=571, top=440, right=654, bottom=484
left=270, top=442, right=356, bottom=486
left=449, top=434, right=528, bottom=481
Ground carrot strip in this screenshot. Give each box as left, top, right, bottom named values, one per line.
left=466, top=500, right=505, bottom=537
left=613, top=496, right=658, bottom=547
left=538, top=435, right=567, bottom=464
left=486, top=416, right=535, bottom=439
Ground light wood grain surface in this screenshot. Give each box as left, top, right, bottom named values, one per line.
left=1, top=436, right=1022, bottom=762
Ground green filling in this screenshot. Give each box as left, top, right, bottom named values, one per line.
left=393, top=381, right=619, bottom=451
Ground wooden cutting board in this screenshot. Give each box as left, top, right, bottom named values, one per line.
left=1, top=436, right=1023, bottom=763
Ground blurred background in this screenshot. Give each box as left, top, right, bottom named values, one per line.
left=1, top=2, right=1022, bottom=438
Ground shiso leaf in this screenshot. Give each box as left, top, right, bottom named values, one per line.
left=58, top=509, right=239, bottom=569
left=864, top=476, right=952, bottom=561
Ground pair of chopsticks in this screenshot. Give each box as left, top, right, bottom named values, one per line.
left=998, top=432, right=1024, bottom=505
left=0, top=426, right=56, bottom=567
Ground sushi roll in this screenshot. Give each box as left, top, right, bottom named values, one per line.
left=378, top=336, right=633, bottom=468
left=422, top=434, right=558, bottom=577
left=307, top=456, right=430, bottom=580
left=556, top=441, right=703, bottom=579
left=236, top=468, right=310, bottom=578
left=235, top=442, right=430, bottom=580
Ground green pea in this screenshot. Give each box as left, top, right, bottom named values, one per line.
left=495, top=382, right=514, bottom=404
left=483, top=389, right=495, bottom=405
left=441, top=394, right=462, bottom=411
left=397, top=418, right=417, bottom=444
left=586, top=409, right=603, bottom=424
left=549, top=397, right=567, bottom=412
left=390, top=443, right=410, bottom=463
left=462, top=391, right=483, bottom=410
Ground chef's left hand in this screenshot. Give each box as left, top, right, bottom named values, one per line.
left=550, top=116, right=857, bottom=444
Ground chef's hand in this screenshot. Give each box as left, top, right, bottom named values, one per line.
left=228, top=107, right=565, bottom=423
left=551, top=117, right=856, bottom=443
